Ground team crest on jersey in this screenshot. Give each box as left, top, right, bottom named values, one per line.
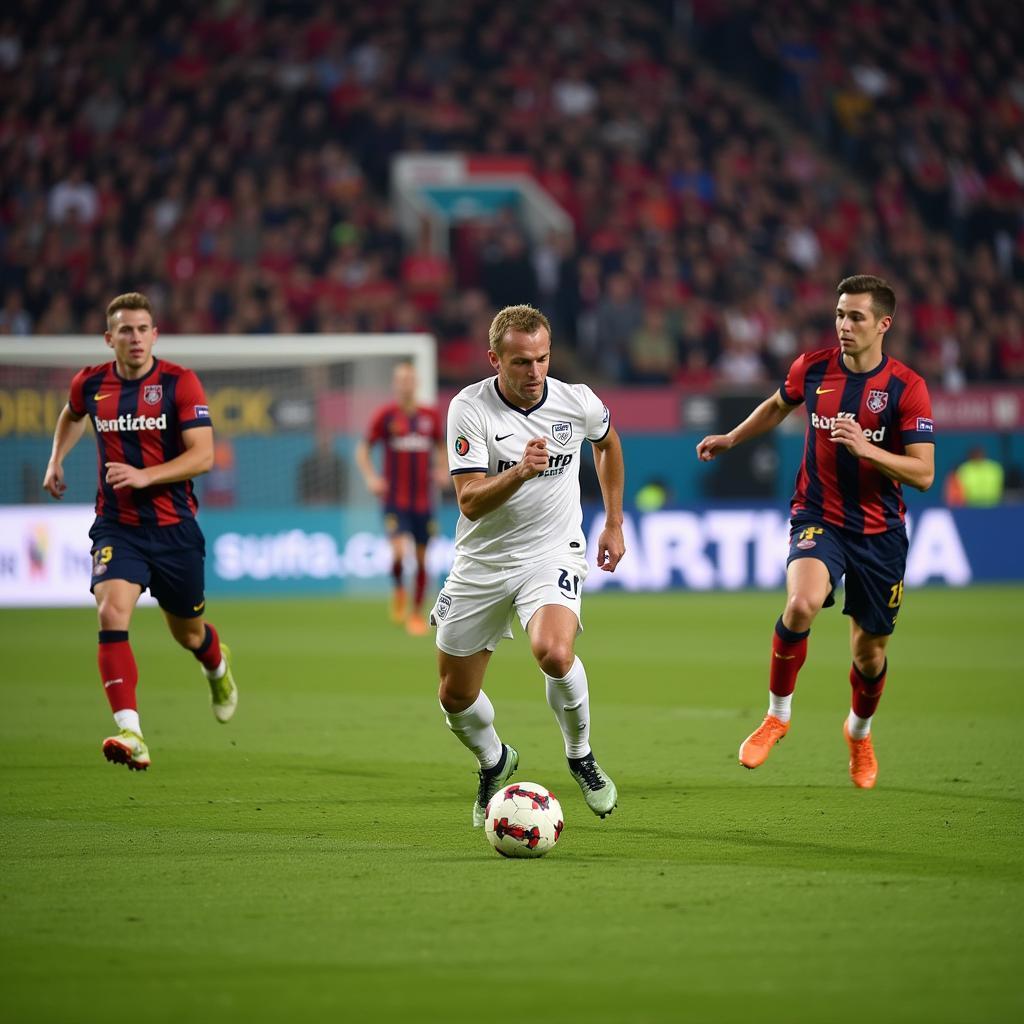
left=435, top=593, right=451, bottom=620
left=552, top=421, right=572, bottom=446
left=866, top=389, right=888, bottom=414
left=143, top=384, right=163, bottom=406
left=455, top=435, right=469, bottom=456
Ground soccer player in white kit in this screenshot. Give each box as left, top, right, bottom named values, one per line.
left=431, top=304, right=626, bottom=827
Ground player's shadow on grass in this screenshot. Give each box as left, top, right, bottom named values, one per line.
left=613, top=825, right=1019, bottom=879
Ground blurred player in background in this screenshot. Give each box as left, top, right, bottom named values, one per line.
left=697, top=275, right=935, bottom=787
left=356, top=361, right=447, bottom=636
left=43, top=292, right=238, bottom=771
left=434, top=304, right=625, bottom=826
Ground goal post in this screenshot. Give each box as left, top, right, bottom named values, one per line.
left=0, top=333, right=450, bottom=604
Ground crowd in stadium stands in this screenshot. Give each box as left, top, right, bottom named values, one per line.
left=1, top=0, right=1021, bottom=389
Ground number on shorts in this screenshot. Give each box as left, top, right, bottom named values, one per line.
left=887, top=581, right=904, bottom=609
left=95, top=545, right=113, bottom=565
left=557, top=569, right=580, bottom=596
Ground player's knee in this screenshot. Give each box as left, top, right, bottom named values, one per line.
left=532, top=641, right=574, bottom=679
left=438, top=678, right=473, bottom=715
left=96, top=597, right=131, bottom=630
left=170, top=620, right=205, bottom=651
left=785, top=592, right=821, bottom=628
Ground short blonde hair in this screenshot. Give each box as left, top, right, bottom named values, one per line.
left=106, top=292, right=153, bottom=328
left=488, top=304, right=552, bottom=352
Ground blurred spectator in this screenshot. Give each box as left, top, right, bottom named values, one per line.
left=626, top=307, right=678, bottom=384
left=946, top=447, right=1005, bottom=507
left=297, top=426, right=347, bottom=505
left=202, top=438, right=237, bottom=508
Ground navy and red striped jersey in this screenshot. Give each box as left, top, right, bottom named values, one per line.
left=365, top=403, right=442, bottom=514
left=780, top=347, right=935, bottom=534
left=68, top=358, right=213, bottom=527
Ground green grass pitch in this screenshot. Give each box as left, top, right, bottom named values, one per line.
left=1, top=586, right=1021, bottom=1024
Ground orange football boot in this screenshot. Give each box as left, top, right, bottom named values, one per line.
left=844, top=720, right=878, bottom=788
left=405, top=612, right=428, bottom=636
left=739, top=714, right=790, bottom=769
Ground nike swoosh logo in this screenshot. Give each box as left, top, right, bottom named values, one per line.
left=815, top=387, right=835, bottom=395
left=773, top=653, right=796, bottom=660
left=103, top=678, right=123, bottom=688
left=193, top=601, right=205, bottom=612
left=495, top=433, right=513, bottom=441
left=95, top=393, right=110, bottom=401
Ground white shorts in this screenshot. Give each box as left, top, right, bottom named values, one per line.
left=431, top=553, right=589, bottom=657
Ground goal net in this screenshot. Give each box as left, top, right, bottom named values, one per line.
left=0, top=333, right=442, bottom=604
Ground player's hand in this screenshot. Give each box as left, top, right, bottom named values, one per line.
left=829, top=417, right=871, bottom=458
left=105, top=462, right=152, bottom=490
left=696, top=434, right=733, bottom=461
left=368, top=475, right=387, bottom=497
left=42, top=462, right=66, bottom=500
left=434, top=467, right=451, bottom=490
left=596, top=523, right=625, bottom=573
left=517, top=437, right=549, bottom=480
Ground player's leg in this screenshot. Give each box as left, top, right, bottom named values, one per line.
left=739, top=537, right=836, bottom=769
left=518, top=561, right=617, bottom=818
left=433, top=565, right=518, bottom=826
left=843, top=621, right=889, bottom=788
left=439, top=649, right=519, bottom=825
left=839, top=529, right=905, bottom=787
left=163, top=610, right=238, bottom=723
left=385, top=513, right=407, bottom=624
left=90, top=527, right=152, bottom=769
left=95, top=577, right=150, bottom=770
left=150, top=520, right=237, bottom=723
left=405, top=513, right=433, bottom=635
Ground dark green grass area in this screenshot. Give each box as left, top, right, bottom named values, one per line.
left=1, top=587, right=1021, bottom=1024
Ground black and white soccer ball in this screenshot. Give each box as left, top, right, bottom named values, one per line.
left=484, top=781, right=564, bottom=858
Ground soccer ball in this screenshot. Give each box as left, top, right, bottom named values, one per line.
left=484, top=781, right=564, bottom=858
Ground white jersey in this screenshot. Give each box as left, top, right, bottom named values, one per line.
left=447, top=375, right=610, bottom=565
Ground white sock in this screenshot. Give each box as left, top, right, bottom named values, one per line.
left=204, top=657, right=226, bottom=681
left=114, top=709, right=141, bottom=735
left=847, top=710, right=872, bottom=739
left=545, top=656, right=591, bottom=759
left=442, top=692, right=503, bottom=769
left=769, top=692, right=793, bottom=723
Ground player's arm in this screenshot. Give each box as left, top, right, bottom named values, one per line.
left=355, top=438, right=386, bottom=497
left=696, top=390, right=796, bottom=461
left=453, top=437, right=549, bottom=521
left=829, top=426, right=935, bottom=491
left=592, top=426, right=625, bottom=573
left=104, top=426, right=215, bottom=491
left=43, top=403, right=89, bottom=500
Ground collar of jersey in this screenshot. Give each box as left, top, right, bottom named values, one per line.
left=493, top=377, right=548, bottom=415
left=838, top=352, right=888, bottom=379
left=112, top=356, right=160, bottom=384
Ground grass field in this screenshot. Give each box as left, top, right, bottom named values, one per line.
left=1, top=586, right=1021, bottom=1024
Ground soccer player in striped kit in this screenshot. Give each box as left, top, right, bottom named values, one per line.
left=43, top=292, right=238, bottom=770
left=697, top=275, right=935, bottom=787
left=356, top=361, right=448, bottom=636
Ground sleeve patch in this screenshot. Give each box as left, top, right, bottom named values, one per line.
left=454, top=435, right=470, bottom=456
left=194, top=404, right=210, bottom=419
left=915, top=417, right=934, bottom=433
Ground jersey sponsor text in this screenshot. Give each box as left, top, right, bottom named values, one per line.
left=94, top=412, right=168, bottom=433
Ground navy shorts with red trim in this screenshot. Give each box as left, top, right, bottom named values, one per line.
left=88, top=518, right=207, bottom=618
left=787, top=519, right=909, bottom=636
left=383, top=507, right=436, bottom=546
